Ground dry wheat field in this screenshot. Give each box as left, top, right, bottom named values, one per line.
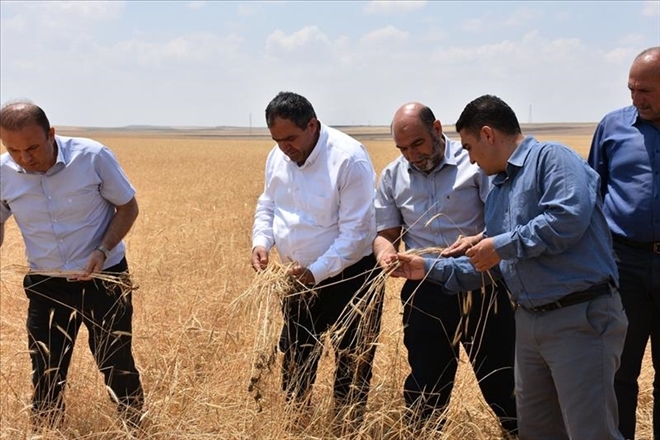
left=0, top=126, right=653, bottom=439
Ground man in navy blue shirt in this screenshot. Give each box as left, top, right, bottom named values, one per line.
left=589, top=46, right=660, bottom=440
left=389, top=95, right=628, bottom=440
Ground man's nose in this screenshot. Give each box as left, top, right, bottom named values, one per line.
left=20, top=150, right=32, bottom=162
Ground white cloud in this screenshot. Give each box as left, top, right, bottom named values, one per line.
left=604, top=47, right=636, bottom=64
left=265, top=26, right=330, bottom=52
left=360, top=25, right=409, bottom=45
left=642, top=0, right=660, bottom=17
left=363, top=1, right=426, bottom=14
left=187, top=1, right=206, bottom=10
left=35, top=1, right=124, bottom=23
left=112, top=32, right=245, bottom=67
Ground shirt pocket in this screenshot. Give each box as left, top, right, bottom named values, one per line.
left=304, top=192, right=335, bottom=228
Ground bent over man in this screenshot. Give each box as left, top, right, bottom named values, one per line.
left=251, top=91, right=382, bottom=429
left=0, top=102, right=144, bottom=430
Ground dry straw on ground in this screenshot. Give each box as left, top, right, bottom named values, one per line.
left=0, top=128, right=653, bottom=439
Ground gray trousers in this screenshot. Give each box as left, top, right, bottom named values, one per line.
left=515, top=292, right=627, bottom=440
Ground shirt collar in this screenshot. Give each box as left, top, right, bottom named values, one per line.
left=45, top=136, right=66, bottom=176
left=493, top=136, right=535, bottom=186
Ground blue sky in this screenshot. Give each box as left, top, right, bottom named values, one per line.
left=1, top=1, right=658, bottom=127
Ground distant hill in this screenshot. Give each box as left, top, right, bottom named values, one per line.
left=55, top=122, right=598, bottom=140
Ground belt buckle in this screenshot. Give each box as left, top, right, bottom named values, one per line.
left=654, top=243, right=660, bottom=254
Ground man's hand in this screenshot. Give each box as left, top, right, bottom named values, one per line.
left=373, top=230, right=401, bottom=270
left=288, top=264, right=315, bottom=286
left=389, top=253, right=427, bottom=280
left=465, top=237, right=501, bottom=272
left=251, top=246, right=269, bottom=271
left=441, top=232, right=484, bottom=257
left=72, top=249, right=106, bottom=281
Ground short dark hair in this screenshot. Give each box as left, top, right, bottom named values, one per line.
left=455, top=95, right=521, bottom=137
left=265, top=91, right=317, bottom=130
left=0, top=101, right=51, bottom=135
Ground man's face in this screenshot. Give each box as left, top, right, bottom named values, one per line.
left=268, top=116, right=318, bottom=165
left=1, top=123, right=56, bottom=173
left=392, top=117, right=444, bottom=173
left=459, top=128, right=499, bottom=175
left=629, top=55, right=660, bottom=125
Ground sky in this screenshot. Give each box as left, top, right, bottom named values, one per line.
left=1, top=1, right=659, bottom=128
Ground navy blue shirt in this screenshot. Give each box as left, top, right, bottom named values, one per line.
left=424, top=136, right=618, bottom=309
left=588, top=106, right=660, bottom=242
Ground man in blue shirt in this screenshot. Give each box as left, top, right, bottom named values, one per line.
left=388, top=95, right=627, bottom=440
left=373, top=102, right=516, bottom=433
left=0, top=102, right=144, bottom=431
left=588, top=46, right=660, bottom=440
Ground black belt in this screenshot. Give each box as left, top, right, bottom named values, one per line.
left=524, top=282, right=614, bottom=313
left=612, top=234, right=660, bottom=254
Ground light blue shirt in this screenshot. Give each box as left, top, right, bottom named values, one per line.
left=1, top=135, right=135, bottom=271
left=589, top=105, right=660, bottom=242
left=375, top=135, right=490, bottom=254
left=424, top=136, right=618, bottom=309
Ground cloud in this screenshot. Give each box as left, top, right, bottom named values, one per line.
left=360, top=25, right=409, bottom=45
left=363, top=1, right=426, bottom=14
left=113, top=32, right=245, bottom=67
left=187, top=1, right=206, bottom=10
left=265, top=26, right=330, bottom=52
left=642, top=0, right=660, bottom=17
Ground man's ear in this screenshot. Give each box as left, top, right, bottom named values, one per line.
left=481, top=126, right=495, bottom=144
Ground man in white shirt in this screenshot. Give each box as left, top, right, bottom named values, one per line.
left=0, top=102, right=143, bottom=430
left=373, top=103, right=517, bottom=433
left=251, top=91, right=382, bottom=427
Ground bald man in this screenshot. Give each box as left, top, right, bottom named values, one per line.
left=373, top=103, right=516, bottom=433
left=589, top=46, right=660, bottom=440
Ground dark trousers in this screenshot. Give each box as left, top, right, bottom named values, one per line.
left=401, top=278, right=517, bottom=432
left=24, top=259, right=144, bottom=426
left=279, top=254, right=383, bottom=408
left=613, top=241, right=660, bottom=440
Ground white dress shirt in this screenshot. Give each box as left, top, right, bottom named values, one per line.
left=1, top=135, right=135, bottom=271
left=252, top=122, right=377, bottom=283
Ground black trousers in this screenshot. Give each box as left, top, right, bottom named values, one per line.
left=401, top=278, right=517, bottom=432
left=24, top=259, right=144, bottom=424
left=613, top=240, right=660, bottom=440
left=279, top=254, right=383, bottom=407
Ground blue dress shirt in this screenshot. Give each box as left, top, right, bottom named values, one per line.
left=424, top=136, right=618, bottom=309
left=588, top=105, right=660, bottom=243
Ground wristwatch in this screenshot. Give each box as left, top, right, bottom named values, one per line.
left=95, top=244, right=111, bottom=259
